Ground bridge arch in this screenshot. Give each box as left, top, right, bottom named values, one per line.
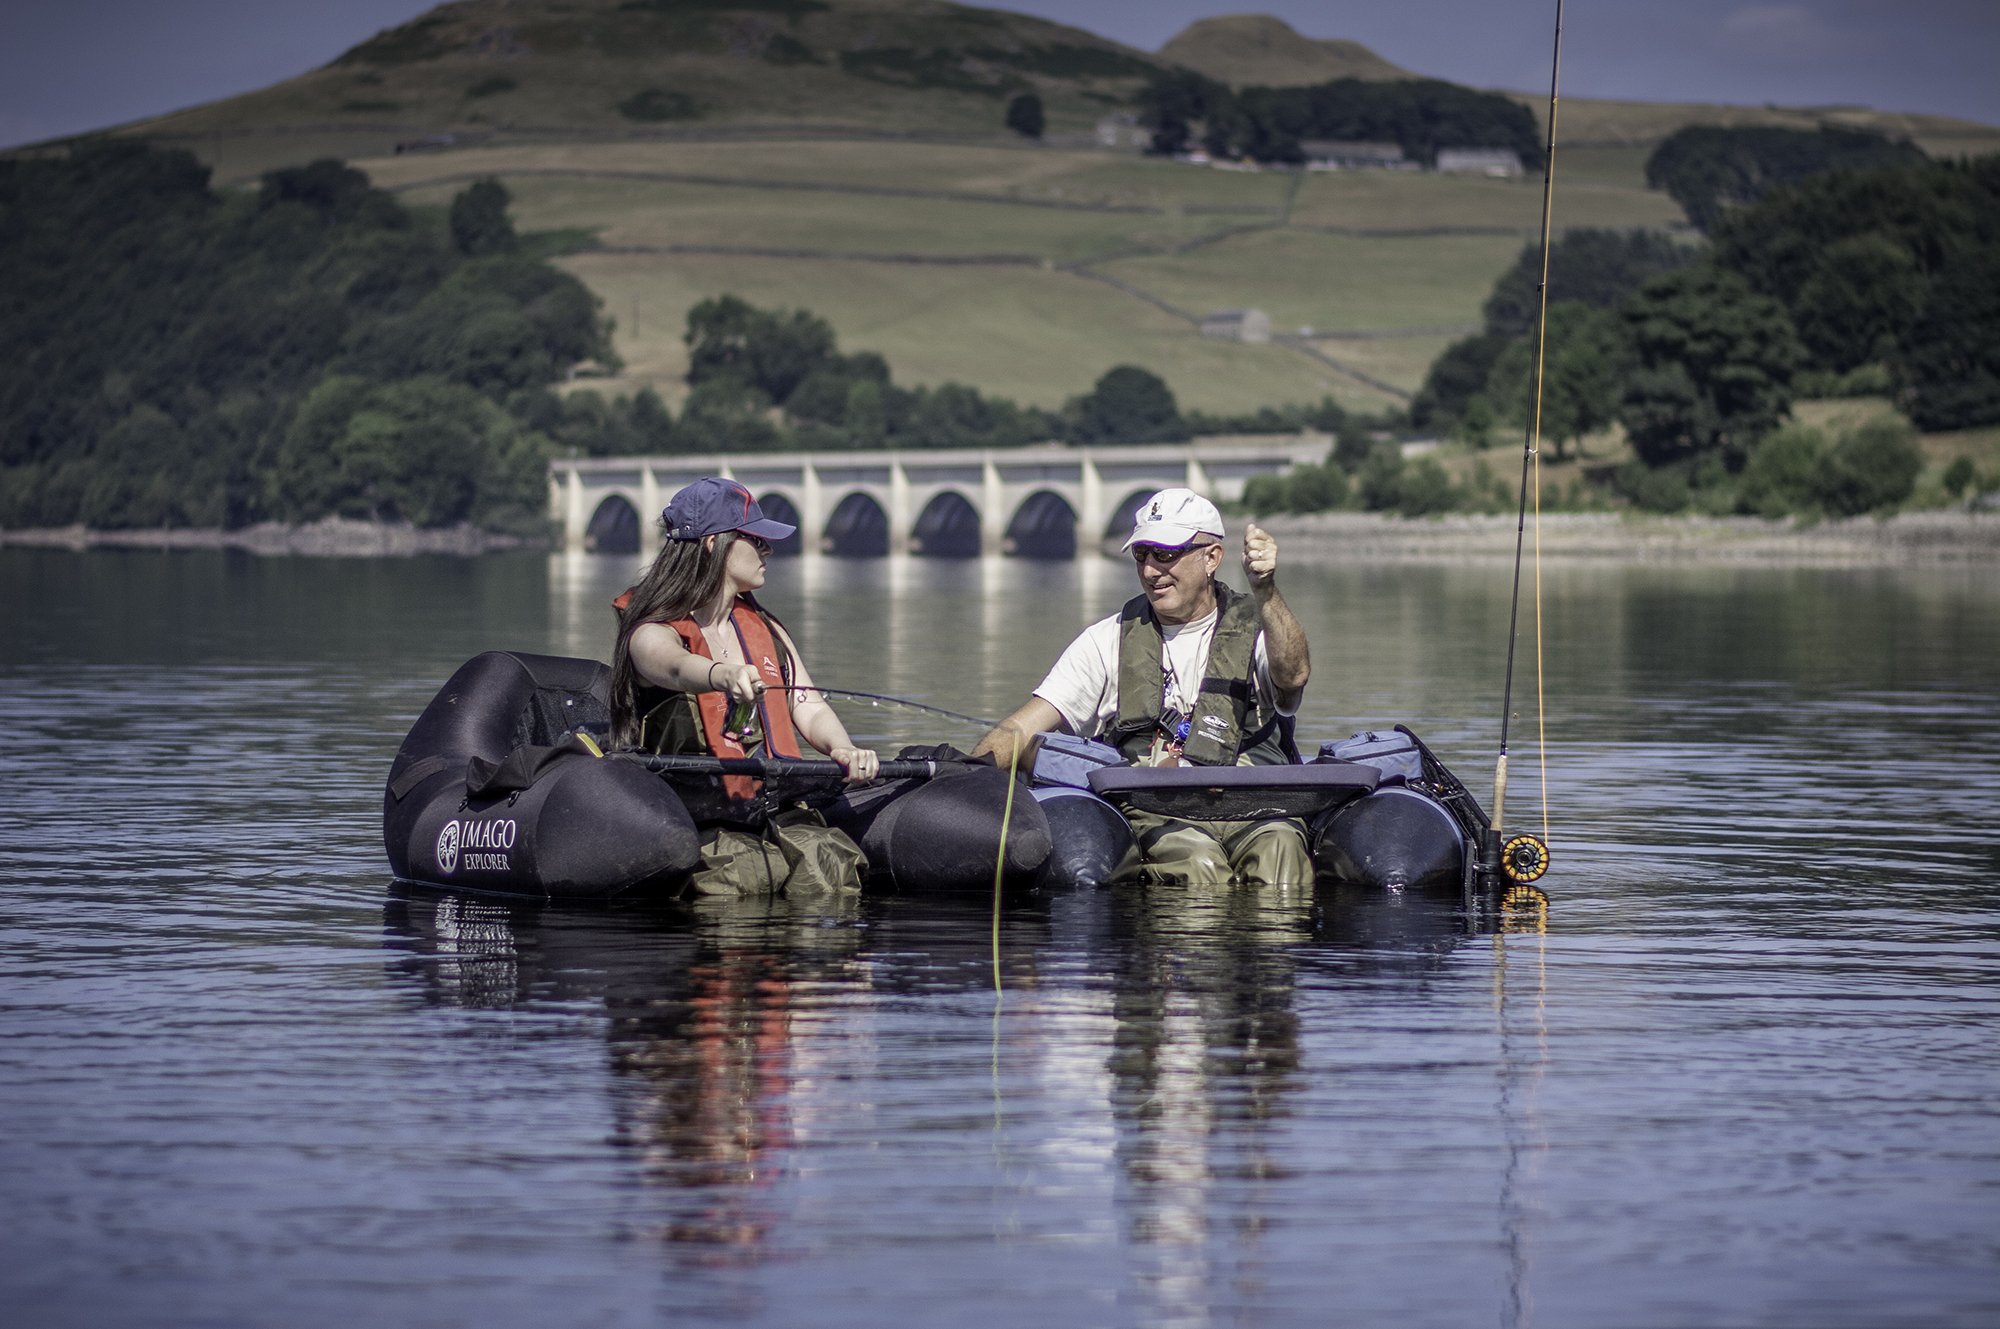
left=754, top=490, right=804, bottom=557
left=1004, top=490, right=1078, bottom=560
left=585, top=494, right=641, bottom=555
left=824, top=491, right=890, bottom=558
left=912, top=490, right=981, bottom=558
left=552, top=442, right=1327, bottom=556
left=1104, top=488, right=1158, bottom=543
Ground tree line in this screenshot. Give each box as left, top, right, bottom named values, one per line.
left=1645, top=123, right=1928, bottom=233
left=1136, top=69, right=1542, bottom=167
left=1390, top=145, right=2000, bottom=517
left=0, top=141, right=610, bottom=532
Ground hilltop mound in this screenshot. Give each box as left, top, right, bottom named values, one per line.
left=130, top=0, right=1167, bottom=142
left=1158, top=15, right=1413, bottom=88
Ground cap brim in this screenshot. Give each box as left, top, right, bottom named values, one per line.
left=736, top=516, right=796, bottom=541
left=1121, top=522, right=1217, bottom=551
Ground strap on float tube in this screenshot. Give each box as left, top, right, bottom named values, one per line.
left=1491, top=0, right=1565, bottom=890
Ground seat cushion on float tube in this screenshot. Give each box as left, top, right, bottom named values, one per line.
left=1087, top=761, right=1379, bottom=822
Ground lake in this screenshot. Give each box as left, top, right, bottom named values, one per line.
left=2, top=544, right=1997, bottom=1328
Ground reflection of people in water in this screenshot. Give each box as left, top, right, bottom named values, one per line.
left=377, top=880, right=1523, bottom=1300
left=614, top=946, right=795, bottom=1247
left=601, top=894, right=872, bottom=1250
left=1100, top=882, right=1308, bottom=1312
left=1096, top=881, right=1498, bottom=1321
left=380, top=888, right=865, bottom=1255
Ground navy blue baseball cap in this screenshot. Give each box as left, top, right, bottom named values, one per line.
left=661, top=477, right=796, bottom=542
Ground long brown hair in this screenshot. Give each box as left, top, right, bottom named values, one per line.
left=607, top=532, right=794, bottom=750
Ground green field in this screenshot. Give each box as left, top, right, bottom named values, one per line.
left=350, top=134, right=1576, bottom=415
left=394, top=174, right=1245, bottom=262
left=1305, top=332, right=1465, bottom=397
left=1287, top=167, right=1682, bottom=233
left=363, top=139, right=1296, bottom=213
left=560, top=248, right=1391, bottom=414
left=1099, top=227, right=1525, bottom=332
left=1525, top=94, right=2000, bottom=157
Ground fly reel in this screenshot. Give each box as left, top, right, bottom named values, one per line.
left=1500, top=832, right=1550, bottom=885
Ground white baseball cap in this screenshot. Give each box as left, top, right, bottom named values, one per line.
left=1122, top=487, right=1224, bottom=550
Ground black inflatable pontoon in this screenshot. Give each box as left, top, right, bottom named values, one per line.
left=383, top=652, right=699, bottom=899
left=383, top=653, right=1515, bottom=902
left=383, top=652, right=1059, bottom=900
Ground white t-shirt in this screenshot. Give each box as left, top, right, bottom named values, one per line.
left=1032, top=606, right=1294, bottom=742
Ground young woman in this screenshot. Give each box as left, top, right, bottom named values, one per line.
left=609, top=477, right=876, bottom=893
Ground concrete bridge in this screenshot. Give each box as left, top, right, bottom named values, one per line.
left=550, top=439, right=1328, bottom=557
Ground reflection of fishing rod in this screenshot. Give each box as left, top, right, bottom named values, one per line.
left=759, top=684, right=996, bottom=731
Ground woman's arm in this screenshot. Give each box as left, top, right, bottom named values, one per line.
left=627, top=621, right=761, bottom=702
left=772, top=626, right=879, bottom=782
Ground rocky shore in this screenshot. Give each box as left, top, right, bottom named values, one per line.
left=0, top=517, right=546, bottom=557
left=1253, top=510, right=2000, bottom=565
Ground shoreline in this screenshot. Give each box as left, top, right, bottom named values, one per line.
left=0, top=517, right=544, bottom=557
left=1251, top=510, right=2000, bottom=565
left=6, top=509, right=1998, bottom=563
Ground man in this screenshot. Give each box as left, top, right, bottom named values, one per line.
left=971, top=487, right=1313, bottom=885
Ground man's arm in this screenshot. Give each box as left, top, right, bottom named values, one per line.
left=969, top=695, right=1067, bottom=770
left=1242, top=521, right=1310, bottom=711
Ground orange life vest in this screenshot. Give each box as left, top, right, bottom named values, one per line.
left=662, top=598, right=805, bottom=799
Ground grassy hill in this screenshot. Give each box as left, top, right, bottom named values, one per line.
left=133, top=0, right=1163, bottom=147
left=97, top=0, right=2000, bottom=419
left=1157, top=15, right=1414, bottom=86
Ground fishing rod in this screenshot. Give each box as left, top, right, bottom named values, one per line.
left=1490, top=0, right=1564, bottom=892
left=763, top=684, right=996, bottom=731
left=611, top=752, right=947, bottom=781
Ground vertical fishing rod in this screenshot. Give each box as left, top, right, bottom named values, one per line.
left=1491, top=0, right=1564, bottom=887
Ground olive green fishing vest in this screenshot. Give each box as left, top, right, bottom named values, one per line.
left=1105, top=582, right=1292, bottom=767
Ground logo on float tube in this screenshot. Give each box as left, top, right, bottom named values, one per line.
left=436, top=820, right=460, bottom=873
left=436, top=817, right=517, bottom=874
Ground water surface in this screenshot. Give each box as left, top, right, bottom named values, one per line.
left=2, top=547, right=1996, bottom=1327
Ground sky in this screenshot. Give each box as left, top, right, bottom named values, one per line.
left=3, top=0, right=1996, bottom=151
